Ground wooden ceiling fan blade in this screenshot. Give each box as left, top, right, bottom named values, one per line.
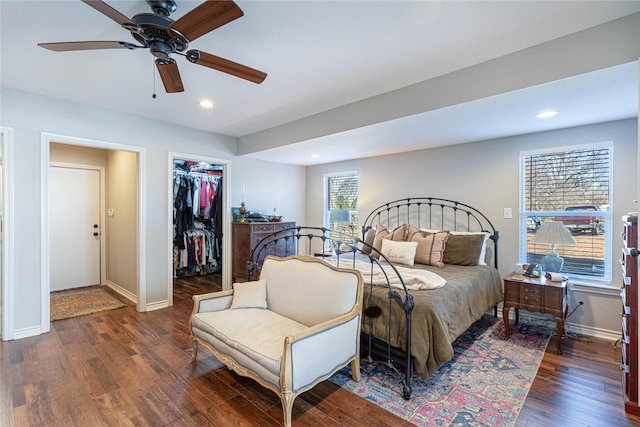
left=170, top=1, right=244, bottom=42
left=156, top=59, right=184, bottom=93
left=186, top=50, right=266, bottom=84
left=81, top=0, right=139, bottom=30
left=38, top=41, right=142, bottom=52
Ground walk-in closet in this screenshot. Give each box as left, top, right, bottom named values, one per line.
left=172, top=160, right=223, bottom=284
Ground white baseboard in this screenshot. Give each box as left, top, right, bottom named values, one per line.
left=565, top=321, right=620, bottom=342
left=145, top=300, right=169, bottom=311
left=12, top=325, right=43, bottom=340
left=494, top=308, right=619, bottom=342
left=106, top=281, right=169, bottom=311
left=106, top=280, right=137, bottom=304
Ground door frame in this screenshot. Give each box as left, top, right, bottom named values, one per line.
left=1, top=127, right=14, bottom=340
left=41, top=132, right=146, bottom=334
left=49, top=162, right=106, bottom=289
left=167, top=152, right=231, bottom=305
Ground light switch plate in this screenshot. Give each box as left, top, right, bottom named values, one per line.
left=503, top=208, right=513, bottom=219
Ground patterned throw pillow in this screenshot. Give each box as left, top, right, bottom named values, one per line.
left=406, top=225, right=450, bottom=267
left=372, top=224, right=407, bottom=256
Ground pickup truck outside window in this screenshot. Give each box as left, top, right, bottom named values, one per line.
left=556, top=206, right=604, bottom=236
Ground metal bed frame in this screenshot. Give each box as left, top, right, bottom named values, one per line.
left=246, top=197, right=499, bottom=400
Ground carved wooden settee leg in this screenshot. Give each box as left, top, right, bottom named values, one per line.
left=351, top=358, right=361, bottom=382
left=281, top=392, right=294, bottom=427
left=191, top=339, right=198, bottom=362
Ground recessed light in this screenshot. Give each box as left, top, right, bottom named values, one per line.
left=535, top=110, right=559, bottom=119
left=198, top=99, right=214, bottom=109
left=310, top=154, right=320, bottom=159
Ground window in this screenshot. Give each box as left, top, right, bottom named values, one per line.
left=519, top=142, right=613, bottom=284
left=324, top=171, right=359, bottom=244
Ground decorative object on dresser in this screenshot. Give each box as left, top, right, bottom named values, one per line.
left=231, top=221, right=295, bottom=282
left=238, top=185, right=247, bottom=222
left=621, top=213, right=639, bottom=415
left=530, top=220, right=577, bottom=273
left=502, top=271, right=568, bottom=354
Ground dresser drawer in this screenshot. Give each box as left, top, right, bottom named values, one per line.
left=275, top=222, right=295, bottom=231
left=522, top=284, right=542, bottom=308
left=251, top=223, right=275, bottom=233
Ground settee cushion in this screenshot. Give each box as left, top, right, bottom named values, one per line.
left=230, top=279, right=267, bottom=309
left=191, top=308, right=307, bottom=377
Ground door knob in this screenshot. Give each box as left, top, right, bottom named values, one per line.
left=631, top=248, right=639, bottom=257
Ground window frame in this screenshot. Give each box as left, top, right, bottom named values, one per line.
left=323, top=170, right=359, bottom=245
left=518, top=141, right=613, bottom=285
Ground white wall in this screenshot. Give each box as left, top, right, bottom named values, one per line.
left=306, top=118, right=637, bottom=337
left=106, top=150, right=138, bottom=297
left=0, top=88, right=305, bottom=338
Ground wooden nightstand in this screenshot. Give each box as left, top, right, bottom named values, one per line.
left=503, top=271, right=568, bottom=354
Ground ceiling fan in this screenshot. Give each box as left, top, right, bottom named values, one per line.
left=38, top=0, right=267, bottom=93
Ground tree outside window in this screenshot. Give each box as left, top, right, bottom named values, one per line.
left=520, top=142, right=612, bottom=283
left=325, top=172, right=358, bottom=246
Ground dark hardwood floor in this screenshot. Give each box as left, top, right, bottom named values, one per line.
left=1, top=274, right=639, bottom=426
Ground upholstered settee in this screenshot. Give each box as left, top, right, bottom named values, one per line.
left=190, top=255, right=364, bottom=427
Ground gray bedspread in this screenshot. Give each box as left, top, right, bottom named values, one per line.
left=357, top=260, right=503, bottom=379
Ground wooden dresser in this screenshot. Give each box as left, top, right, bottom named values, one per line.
left=621, top=213, right=639, bottom=415
left=232, top=221, right=296, bottom=282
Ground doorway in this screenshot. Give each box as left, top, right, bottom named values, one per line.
left=168, top=153, right=231, bottom=305
left=41, top=133, right=146, bottom=334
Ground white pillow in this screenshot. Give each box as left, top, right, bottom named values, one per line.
left=420, top=228, right=490, bottom=265
left=380, top=239, right=418, bottom=266
left=230, top=279, right=267, bottom=309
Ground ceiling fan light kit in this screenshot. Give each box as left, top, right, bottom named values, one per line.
left=38, top=0, right=266, bottom=93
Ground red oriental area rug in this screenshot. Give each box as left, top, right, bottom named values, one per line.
left=330, top=315, right=550, bottom=426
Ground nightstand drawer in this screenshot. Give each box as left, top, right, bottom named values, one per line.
left=522, top=285, right=542, bottom=307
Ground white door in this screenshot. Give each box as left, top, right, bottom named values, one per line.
left=50, top=166, right=101, bottom=291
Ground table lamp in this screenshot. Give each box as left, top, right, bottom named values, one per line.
left=330, top=209, right=350, bottom=227
left=530, top=221, right=577, bottom=273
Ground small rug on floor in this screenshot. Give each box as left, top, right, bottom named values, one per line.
left=50, top=288, right=126, bottom=321
left=330, top=315, right=550, bottom=426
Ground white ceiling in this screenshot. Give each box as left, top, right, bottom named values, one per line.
left=1, top=1, right=638, bottom=166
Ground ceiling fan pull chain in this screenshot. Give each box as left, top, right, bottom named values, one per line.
left=152, top=60, right=157, bottom=99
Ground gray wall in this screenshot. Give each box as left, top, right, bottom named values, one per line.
left=306, top=118, right=637, bottom=337
left=1, top=88, right=306, bottom=338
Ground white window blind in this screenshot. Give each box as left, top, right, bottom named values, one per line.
left=325, top=171, right=359, bottom=240
left=519, top=142, right=613, bottom=283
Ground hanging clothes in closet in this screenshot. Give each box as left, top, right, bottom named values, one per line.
left=173, top=162, right=223, bottom=278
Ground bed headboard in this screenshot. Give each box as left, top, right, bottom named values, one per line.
left=362, top=197, right=499, bottom=268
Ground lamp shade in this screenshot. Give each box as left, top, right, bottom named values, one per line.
left=329, top=209, right=350, bottom=224
left=530, top=221, right=577, bottom=246
left=530, top=221, right=576, bottom=273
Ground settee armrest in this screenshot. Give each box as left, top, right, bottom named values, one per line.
left=282, top=311, right=362, bottom=393
left=192, top=290, right=233, bottom=314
